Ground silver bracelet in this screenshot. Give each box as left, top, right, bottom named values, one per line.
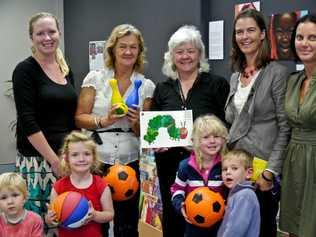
left=98, top=117, right=103, bottom=128
left=94, top=116, right=101, bottom=129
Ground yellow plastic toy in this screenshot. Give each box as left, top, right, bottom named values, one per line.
left=251, top=156, right=268, bottom=182
left=109, top=79, right=128, bottom=115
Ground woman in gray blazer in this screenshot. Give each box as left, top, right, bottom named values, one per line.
left=225, top=9, right=290, bottom=237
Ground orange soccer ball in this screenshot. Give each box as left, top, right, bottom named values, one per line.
left=103, top=164, right=139, bottom=201
left=184, top=187, right=225, bottom=228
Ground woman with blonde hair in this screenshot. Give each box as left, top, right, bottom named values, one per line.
left=75, top=24, right=155, bottom=237
left=12, top=12, right=77, bottom=218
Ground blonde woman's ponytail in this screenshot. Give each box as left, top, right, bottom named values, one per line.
left=55, top=48, right=69, bottom=76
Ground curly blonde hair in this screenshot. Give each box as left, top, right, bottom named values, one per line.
left=104, top=24, right=146, bottom=73
left=60, top=131, right=102, bottom=176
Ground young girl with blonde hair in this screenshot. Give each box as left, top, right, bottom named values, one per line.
left=46, top=131, right=113, bottom=237
left=171, top=114, right=228, bottom=237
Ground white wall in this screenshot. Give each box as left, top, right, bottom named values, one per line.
left=0, top=0, right=64, bottom=165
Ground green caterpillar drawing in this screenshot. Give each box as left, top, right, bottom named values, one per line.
left=143, top=115, right=188, bottom=144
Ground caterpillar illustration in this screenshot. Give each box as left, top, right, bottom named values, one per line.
left=143, top=115, right=188, bottom=144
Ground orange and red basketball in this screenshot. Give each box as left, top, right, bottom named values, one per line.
left=50, top=191, right=89, bottom=229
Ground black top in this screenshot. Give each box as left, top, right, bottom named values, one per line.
left=12, top=56, right=78, bottom=156
left=151, top=72, right=229, bottom=122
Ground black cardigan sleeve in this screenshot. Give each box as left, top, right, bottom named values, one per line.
left=12, top=61, right=41, bottom=136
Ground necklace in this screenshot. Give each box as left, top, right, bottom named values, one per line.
left=242, top=66, right=256, bottom=79
left=177, top=79, right=187, bottom=110
left=177, top=77, right=198, bottom=110
left=240, top=66, right=257, bottom=88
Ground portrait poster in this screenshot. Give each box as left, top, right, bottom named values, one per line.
left=89, top=41, right=105, bottom=71
left=269, top=10, right=308, bottom=60
left=234, top=1, right=260, bottom=18
left=140, top=110, right=193, bottom=149
left=139, top=150, right=163, bottom=231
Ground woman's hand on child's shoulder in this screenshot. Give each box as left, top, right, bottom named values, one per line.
left=181, top=202, right=192, bottom=224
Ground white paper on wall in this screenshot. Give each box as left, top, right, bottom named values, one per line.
left=209, top=20, right=224, bottom=60
left=89, top=41, right=105, bottom=71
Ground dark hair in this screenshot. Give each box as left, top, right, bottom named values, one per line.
left=231, top=9, right=271, bottom=72
left=290, top=13, right=316, bottom=61
left=273, top=12, right=298, bottom=28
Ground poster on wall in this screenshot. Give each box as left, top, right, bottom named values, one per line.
left=209, top=20, right=224, bottom=60
left=234, top=1, right=260, bottom=18
left=269, top=10, right=308, bottom=60
left=89, top=41, right=105, bottom=71
left=140, top=110, right=193, bottom=149
left=139, top=150, right=163, bottom=231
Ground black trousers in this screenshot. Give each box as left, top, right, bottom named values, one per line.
left=155, top=147, right=191, bottom=237
left=255, top=183, right=280, bottom=237
left=101, top=161, right=140, bottom=237
left=184, top=221, right=220, bottom=237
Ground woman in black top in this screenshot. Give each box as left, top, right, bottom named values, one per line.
left=151, top=25, right=229, bottom=237
left=12, top=12, right=77, bottom=217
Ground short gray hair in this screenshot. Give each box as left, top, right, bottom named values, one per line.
left=162, top=25, right=209, bottom=80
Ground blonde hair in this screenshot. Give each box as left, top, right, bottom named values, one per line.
left=60, top=131, right=102, bottom=176
left=104, top=24, right=146, bottom=73
left=29, top=12, right=69, bottom=76
left=192, top=115, right=228, bottom=169
left=222, top=149, right=253, bottom=169
left=0, top=172, right=28, bottom=199
left=162, top=25, right=209, bottom=80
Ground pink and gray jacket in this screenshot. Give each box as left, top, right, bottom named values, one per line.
left=170, top=152, right=225, bottom=214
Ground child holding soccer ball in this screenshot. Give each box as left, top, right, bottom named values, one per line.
left=45, top=131, right=114, bottom=237
left=170, top=115, right=228, bottom=237
left=0, top=172, right=44, bottom=237
left=217, top=149, right=260, bottom=237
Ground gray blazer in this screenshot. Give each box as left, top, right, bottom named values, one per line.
left=225, top=61, right=290, bottom=174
